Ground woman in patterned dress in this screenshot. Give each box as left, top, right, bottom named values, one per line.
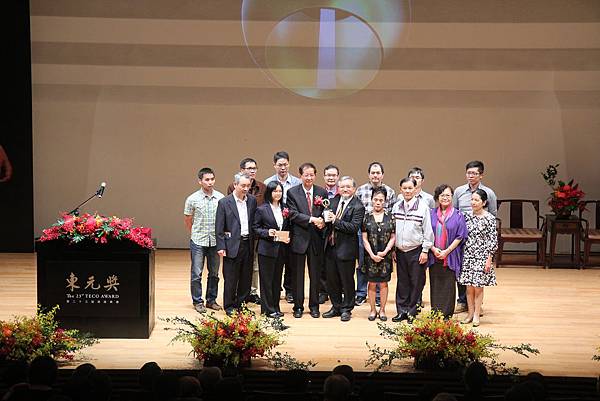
left=361, top=187, right=396, bottom=321
left=458, top=189, right=498, bottom=326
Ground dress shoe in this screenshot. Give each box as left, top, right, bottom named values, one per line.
left=322, top=308, right=341, bottom=318
left=392, top=312, right=408, bottom=323
left=293, top=310, right=303, bottom=318
left=274, top=311, right=284, bottom=318
left=206, top=301, right=222, bottom=311
left=340, top=312, right=352, bottom=322
left=355, top=296, right=366, bottom=306
left=309, top=309, right=320, bottom=318
left=318, top=293, right=329, bottom=304
left=267, top=312, right=280, bottom=318
left=193, top=303, right=206, bottom=314
left=368, top=312, right=378, bottom=321
left=472, top=319, right=480, bottom=327
left=246, top=293, right=261, bottom=305
left=225, top=309, right=235, bottom=317
left=379, top=313, right=388, bottom=322
left=285, top=293, right=294, bottom=304
left=461, top=316, right=473, bottom=324
left=454, top=303, right=468, bottom=314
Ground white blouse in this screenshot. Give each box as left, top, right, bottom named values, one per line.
left=270, top=204, right=283, bottom=230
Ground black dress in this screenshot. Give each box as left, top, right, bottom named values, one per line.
left=361, top=212, right=395, bottom=283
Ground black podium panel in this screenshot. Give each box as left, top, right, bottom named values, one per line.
left=36, top=240, right=155, bottom=338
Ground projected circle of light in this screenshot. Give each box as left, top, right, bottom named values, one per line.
left=241, top=1, right=411, bottom=99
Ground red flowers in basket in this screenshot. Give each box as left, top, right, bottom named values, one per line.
left=40, top=213, right=154, bottom=249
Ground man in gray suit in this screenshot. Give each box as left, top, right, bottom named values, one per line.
left=216, top=173, right=257, bottom=315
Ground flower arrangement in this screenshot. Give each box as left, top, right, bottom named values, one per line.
left=593, top=346, right=600, bottom=362
left=541, top=164, right=585, bottom=218
left=163, top=308, right=283, bottom=368
left=0, top=306, right=97, bottom=363
left=313, top=195, right=324, bottom=207
left=282, top=207, right=290, bottom=219
left=40, top=213, right=154, bottom=249
left=366, top=311, right=539, bottom=375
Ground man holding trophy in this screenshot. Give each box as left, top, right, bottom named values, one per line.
left=322, top=177, right=365, bottom=322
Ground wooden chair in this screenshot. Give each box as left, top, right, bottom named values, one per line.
left=579, top=200, right=600, bottom=267
left=496, top=199, right=546, bottom=267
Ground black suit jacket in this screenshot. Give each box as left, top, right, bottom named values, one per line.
left=324, top=195, right=365, bottom=261
left=286, top=184, right=328, bottom=254
left=215, top=193, right=257, bottom=259
left=252, top=203, right=290, bottom=258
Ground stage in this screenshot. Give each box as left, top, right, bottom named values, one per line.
left=1, top=250, right=598, bottom=377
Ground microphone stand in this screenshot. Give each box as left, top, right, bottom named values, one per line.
left=68, top=189, right=103, bottom=216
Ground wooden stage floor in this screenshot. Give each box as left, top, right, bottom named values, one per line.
left=1, top=250, right=599, bottom=377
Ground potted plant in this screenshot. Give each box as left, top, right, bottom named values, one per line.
left=541, top=164, right=585, bottom=219
left=0, top=306, right=97, bottom=363
left=366, top=311, right=538, bottom=374
left=163, top=308, right=282, bottom=369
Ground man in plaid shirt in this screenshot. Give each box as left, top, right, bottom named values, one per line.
left=355, top=162, right=397, bottom=305
left=184, top=167, right=224, bottom=313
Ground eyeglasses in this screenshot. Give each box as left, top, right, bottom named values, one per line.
left=244, top=166, right=258, bottom=171
left=466, top=171, right=480, bottom=177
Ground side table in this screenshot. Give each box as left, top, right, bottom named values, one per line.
left=547, top=215, right=582, bottom=269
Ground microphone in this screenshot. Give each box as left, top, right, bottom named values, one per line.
left=97, top=182, right=106, bottom=198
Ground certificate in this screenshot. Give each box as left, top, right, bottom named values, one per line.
left=274, top=230, right=289, bottom=242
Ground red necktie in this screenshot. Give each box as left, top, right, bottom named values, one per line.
left=306, top=192, right=312, bottom=213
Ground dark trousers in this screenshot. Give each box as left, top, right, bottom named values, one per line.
left=429, top=261, right=456, bottom=319
left=258, top=248, right=286, bottom=315
left=457, top=283, right=467, bottom=304
left=222, top=240, right=252, bottom=313
left=319, top=259, right=329, bottom=297
left=325, top=247, right=356, bottom=314
left=283, top=254, right=293, bottom=295
left=290, top=248, right=323, bottom=312
left=395, top=247, right=426, bottom=316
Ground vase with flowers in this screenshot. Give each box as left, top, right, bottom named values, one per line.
left=541, top=164, right=585, bottom=219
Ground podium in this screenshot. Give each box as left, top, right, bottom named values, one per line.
left=36, top=240, right=155, bottom=338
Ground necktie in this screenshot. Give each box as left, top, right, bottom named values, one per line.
left=306, top=192, right=312, bottom=213
left=329, top=201, right=345, bottom=245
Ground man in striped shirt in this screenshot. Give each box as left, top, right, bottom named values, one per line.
left=184, top=167, right=224, bottom=313
left=391, top=177, right=434, bottom=322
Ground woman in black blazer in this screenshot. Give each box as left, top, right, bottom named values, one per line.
left=252, top=181, right=290, bottom=317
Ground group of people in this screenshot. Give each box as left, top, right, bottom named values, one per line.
left=184, top=151, right=498, bottom=326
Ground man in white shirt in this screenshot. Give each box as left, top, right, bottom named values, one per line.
left=215, top=173, right=257, bottom=315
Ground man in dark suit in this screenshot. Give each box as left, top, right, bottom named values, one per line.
left=286, top=162, right=328, bottom=318
left=216, top=173, right=257, bottom=315
left=322, top=176, right=365, bottom=321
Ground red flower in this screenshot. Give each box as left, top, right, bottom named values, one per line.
left=313, top=196, right=323, bottom=207
left=2, top=327, right=12, bottom=337
left=282, top=208, right=290, bottom=218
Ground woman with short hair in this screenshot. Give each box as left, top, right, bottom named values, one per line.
left=428, top=184, right=467, bottom=319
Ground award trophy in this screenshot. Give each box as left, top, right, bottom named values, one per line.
left=322, top=198, right=334, bottom=223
